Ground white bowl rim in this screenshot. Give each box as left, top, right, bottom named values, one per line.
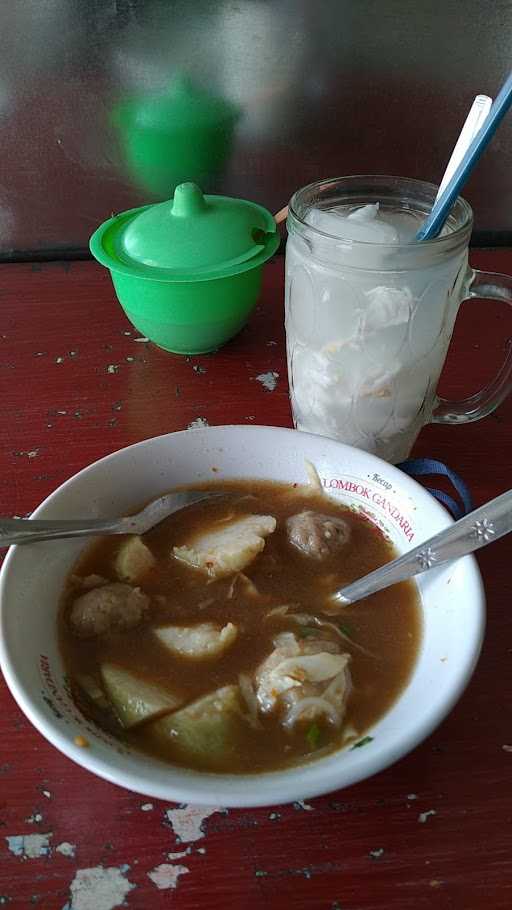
left=0, top=425, right=486, bottom=806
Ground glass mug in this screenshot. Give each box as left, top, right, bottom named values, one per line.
left=285, top=176, right=512, bottom=463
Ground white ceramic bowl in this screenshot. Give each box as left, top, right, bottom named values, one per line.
left=0, top=426, right=485, bottom=807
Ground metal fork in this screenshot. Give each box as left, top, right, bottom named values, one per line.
left=0, top=491, right=224, bottom=547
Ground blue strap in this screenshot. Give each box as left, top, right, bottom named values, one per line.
left=396, top=457, right=474, bottom=520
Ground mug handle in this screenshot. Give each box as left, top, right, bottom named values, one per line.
left=433, top=269, right=512, bottom=423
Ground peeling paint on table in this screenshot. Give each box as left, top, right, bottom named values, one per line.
left=187, top=417, right=210, bottom=430
left=6, top=833, right=52, bottom=859
left=25, top=812, right=43, bottom=824
left=255, top=370, right=279, bottom=391
left=56, top=842, right=77, bottom=858
left=164, top=806, right=222, bottom=843
left=66, top=866, right=135, bottom=910
left=13, top=449, right=39, bottom=459
left=418, top=810, right=437, bottom=823
left=293, top=800, right=314, bottom=812
left=147, top=862, right=190, bottom=890
left=369, top=848, right=385, bottom=860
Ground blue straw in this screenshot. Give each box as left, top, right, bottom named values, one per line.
left=416, top=69, right=512, bottom=240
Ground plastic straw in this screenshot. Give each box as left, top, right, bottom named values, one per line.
left=417, top=70, right=512, bottom=240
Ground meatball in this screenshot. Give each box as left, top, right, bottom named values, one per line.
left=69, top=582, right=149, bottom=639
left=286, top=510, right=350, bottom=561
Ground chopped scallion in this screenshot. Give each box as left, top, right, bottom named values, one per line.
left=298, top=627, right=317, bottom=638
left=306, top=723, right=321, bottom=750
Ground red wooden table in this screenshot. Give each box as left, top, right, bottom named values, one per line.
left=0, top=253, right=511, bottom=909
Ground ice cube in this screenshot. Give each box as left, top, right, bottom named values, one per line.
left=306, top=205, right=400, bottom=244
left=346, top=203, right=380, bottom=222
left=354, top=367, right=398, bottom=437
left=285, top=237, right=365, bottom=347
left=284, top=260, right=316, bottom=343
left=290, top=346, right=349, bottom=425
left=355, top=286, right=413, bottom=365
left=382, top=209, right=424, bottom=243
left=319, top=337, right=366, bottom=382
left=364, top=286, right=413, bottom=330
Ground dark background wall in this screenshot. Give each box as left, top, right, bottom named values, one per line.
left=1, top=0, right=511, bottom=258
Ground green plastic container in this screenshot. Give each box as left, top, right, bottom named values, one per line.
left=90, top=182, right=280, bottom=354
left=112, top=75, right=240, bottom=197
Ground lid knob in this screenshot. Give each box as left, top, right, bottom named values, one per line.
left=171, top=182, right=207, bottom=218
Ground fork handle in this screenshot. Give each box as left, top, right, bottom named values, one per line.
left=0, top=517, right=133, bottom=546
left=333, top=488, right=512, bottom=605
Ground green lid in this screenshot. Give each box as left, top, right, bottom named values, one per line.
left=112, top=75, right=240, bottom=199
left=129, top=74, right=240, bottom=132
left=90, top=182, right=280, bottom=282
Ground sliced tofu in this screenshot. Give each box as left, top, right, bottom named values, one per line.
left=114, top=535, right=156, bottom=583
left=155, top=622, right=238, bottom=660
left=149, top=684, right=242, bottom=768
left=101, top=663, right=182, bottom=729
left=173, top=514, right=276, bottom=578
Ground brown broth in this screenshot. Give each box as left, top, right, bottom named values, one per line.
left=59, top=480, right=421, bottom=773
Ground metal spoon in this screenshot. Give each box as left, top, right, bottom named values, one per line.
left=332, top=489, right=512, bottom=607
left=0, top=491, right=224, bottom=547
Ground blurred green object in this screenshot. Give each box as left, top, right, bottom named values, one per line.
left=90, top=182, right=280, bottom=354
left=112, top=74, right=240, bottom=197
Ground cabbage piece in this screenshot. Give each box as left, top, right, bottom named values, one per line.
left=255, top=631, right=352, bottom=727
left=149, top=684, right=242, bottom=768
left=271, top=652, right=349, bottom=686
left=114, top=535, right=156, bottom=583
left=304, top=460, right=323, bottom=494
left=154, top=622, right=238, bottom=660
left=285, top=611, right=375, bottom=658
left=257, top=652, right=349, bottom=709
left=101, top=663, right=182, bottom=729
left=173, top=514, right=276, bottom=578
left=238, top=673, right=262, bottom=729
left=283, top=664, right=352, bottom=729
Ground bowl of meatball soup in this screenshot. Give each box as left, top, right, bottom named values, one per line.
left=0, top=426, right=485, bottom=806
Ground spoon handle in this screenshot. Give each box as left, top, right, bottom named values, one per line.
left=333, top=489, right=512, bottom=606
left=0, top=490, right=224, bottom=547
left=0, top=517, right=127, bottom=546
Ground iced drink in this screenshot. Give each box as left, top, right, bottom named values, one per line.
left=285, top=179, right=470, bottom=462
